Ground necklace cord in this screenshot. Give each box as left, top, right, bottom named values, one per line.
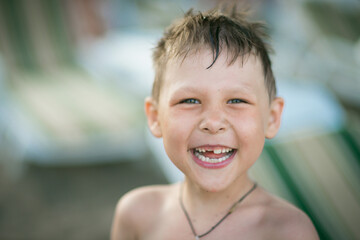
left=179, top=183, right=257, bottom=239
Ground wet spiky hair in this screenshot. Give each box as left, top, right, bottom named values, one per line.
left=152, top=7, right=276, bottom=101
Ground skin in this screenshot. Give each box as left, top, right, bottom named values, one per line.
left=111, top=50, right=319, bottom=240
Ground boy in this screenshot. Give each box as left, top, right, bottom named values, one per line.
left=111, top=7, right=319, bottom=240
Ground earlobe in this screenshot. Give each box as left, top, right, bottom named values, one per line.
left=144, top=97, right=162, bottom=138
left=265, top=97, right=284, bottom=139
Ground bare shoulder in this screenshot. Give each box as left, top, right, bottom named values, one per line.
left=248, top=187, right=319, bottom=240
left=111, top=184, right=177, bottom=240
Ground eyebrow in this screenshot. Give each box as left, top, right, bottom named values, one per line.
left=170, top=85, right=256, bottom=97
left=228, top=87, right=258, bottom=98
left=168, top=87, right=201, bottom=102
left=171, top=86, right=200, bottom=95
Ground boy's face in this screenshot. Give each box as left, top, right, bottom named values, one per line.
left=146, top=49, right=283, bottom=192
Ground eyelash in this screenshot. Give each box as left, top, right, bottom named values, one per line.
left=179, top=98, right=247, bottom=104
left=227, top=99, right=247, bottom=104
left=179, top=98, right=200, bottom=104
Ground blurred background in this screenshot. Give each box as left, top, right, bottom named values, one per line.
left=0, top=0, right=359, bottom=239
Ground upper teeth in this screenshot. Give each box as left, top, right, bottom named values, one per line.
left=214, top=149, right=222, bottom=154
left=195, top=148, right=233, bottom=154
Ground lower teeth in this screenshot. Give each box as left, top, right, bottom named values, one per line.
left=194, top=151, right=232, bottom=163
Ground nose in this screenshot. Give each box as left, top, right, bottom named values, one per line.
left=199, top=107, right=228, bottom=134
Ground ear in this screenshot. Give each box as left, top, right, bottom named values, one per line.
left=265, top=97, right=284, bottom=139
left=144, top=97, right=162, bottom=138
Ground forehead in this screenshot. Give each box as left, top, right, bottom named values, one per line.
left=161, top=49, right=267, bottom=97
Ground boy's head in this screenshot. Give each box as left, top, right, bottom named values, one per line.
left=145, top=7, right=284, bottom=192
left=152, top=7, right=276, bottom=103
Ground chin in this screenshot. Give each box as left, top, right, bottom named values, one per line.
left=194, top=176, right=236, bottom=193
left=192, top=167, right=252, bottom=193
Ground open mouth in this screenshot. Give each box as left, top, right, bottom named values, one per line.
left=191, top=146, right=236, bottom=168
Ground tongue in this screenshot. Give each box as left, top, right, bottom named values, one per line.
left=201, top=151, right=229, bottom=159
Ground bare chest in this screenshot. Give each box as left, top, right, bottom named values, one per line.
left=139, top=210, right=265, bottom=240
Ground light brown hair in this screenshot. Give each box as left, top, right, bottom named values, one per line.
left=152, top=7, right=276, bottom=102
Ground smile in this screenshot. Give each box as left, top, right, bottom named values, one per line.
left=191, top=146, right=236, bottom=169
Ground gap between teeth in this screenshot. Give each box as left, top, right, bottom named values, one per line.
left=194, top=151, right=232, bottom=163
left=195, top=148, right=232, bottom=154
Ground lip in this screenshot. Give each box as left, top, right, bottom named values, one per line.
left=192, top=144, right=234, bottom=150
left=190, top=145, right=236, bottom=169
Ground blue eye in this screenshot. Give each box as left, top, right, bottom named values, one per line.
left=227, top=99, right=246, bottom=104
left=179, top=98, right=200, bottom=104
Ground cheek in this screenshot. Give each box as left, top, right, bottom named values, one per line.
left=232, top=109, right=266, bottom=136
left=232, top=111, right=266, bottom=159
left=161, top=121, right=192, bottom=174
left=161, top=111, right=195, bottom=156
left=237, top=120, right=265, bottom=149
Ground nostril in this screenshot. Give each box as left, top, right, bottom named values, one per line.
left=201, top=126, right=225, bottom=134
left=199, top=116, right=227, bottom=134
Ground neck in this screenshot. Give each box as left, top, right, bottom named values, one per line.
left=181, top=174, right=255, bottom=217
